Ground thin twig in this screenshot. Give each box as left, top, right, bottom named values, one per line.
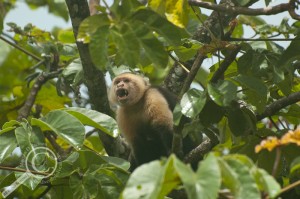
left=179, top=53, right=206, bottom=98
left=168, top=53, right=190, bottom=73
left=226, top=37, right=300, bottom=42
left=276, top=180, right=300, bottom=198
left=0, top=34, right=42, bottom=61
left=0, top=165, right=50, bottom=176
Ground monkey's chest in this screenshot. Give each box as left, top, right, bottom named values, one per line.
left=117, top=109, right=149, bottom=144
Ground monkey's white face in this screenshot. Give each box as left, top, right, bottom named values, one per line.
left=110, top=74, right=148, bottom=107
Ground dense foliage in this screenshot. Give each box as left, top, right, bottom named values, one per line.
left=1, top=0, right=300, bottom=198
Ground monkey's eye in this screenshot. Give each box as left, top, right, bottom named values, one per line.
left=124, top=78, right=130, bottom=83
left=114, top=80, right=120, bottom=85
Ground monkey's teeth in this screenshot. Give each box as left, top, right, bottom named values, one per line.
left=117, top=89, right=128, bottom=97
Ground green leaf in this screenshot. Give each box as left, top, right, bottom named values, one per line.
left=131, top=8, right=188, bottom=46
left=35, top=83, right=71, bottom=112
left=199, top=100, right=225, bottom=126
left=121, top=160, right=165, bottom=199
left=57, top=29, right=75, bottom=43
left=70, top=172, right=100, bottom=199
left=0, top=132, right=17, bottom=163
left=55, top=152, right=80, bottom=178
left=252, top=168, right=281, bottom=198
left=207, top=80, right=237, bottom=107
left=277, top=36, right=300, bottom=67
left=224, top=158, right=261, bottom=199
left=180, top=88, right=206, bottom=118
left=87, top=164, right=129, bottom=199
left=233, top=75, right=268, bottom=113
left=63, top=107, right=118, bottom=137
left=31, top=110, right=85, bottom=148
left=89, top=26, right=109, bottom=70
left=149, top=0, right=189, bottom=28
left=15, top=123, right=45, bottom=156
left=175, top=153, right=221, bottom=199
left=160, top=156, right=181, bottom=197
left=2, top=120, right=20, bottom=129
left=62, top=58, right=83, bottom=86
left=0, top=120, right=19, bottom=135
left=173, top=39, right=202, bottom=61
left=227, top=105, right=256, bottom=136
left=111, top=24, right=140, bottom=67
left=74, top=150, right=106, bottom=171
left=77, top=14, right=110, bottom=43
left=132, top=21, right=169, bottom=68
left=101, top=156, right=130, bottom=171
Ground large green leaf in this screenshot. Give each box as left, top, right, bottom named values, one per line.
left=227, top=105, right=256, bottom=136
left=175, top=153, right=221, bottom=199
left=131, top=8, right=188, bottom=46
left=77, top=14, right=110, bottom=43
left=62, top=58, right=83, bottom=86
left=0, top=132, right=18, bottom=163
left=31, top=110, right=85, bottom=148
left=111, top=24, right=140, bottom=67
left=149, top=0, right=189, bottom=28
left=233, top=75, right=268, bottom=113
left=199, top=100, right=225, bottom=126
left=277, top=36, right=300, bottom=67
left=63, top=107, right=118, bottom=137
left=252, top=168, right=281, bottom=198
left=207, top=80, right=237, bottom=107
left=54, top=152, right=80, bottom=178
left=69, top=172, right=100, bottom=199
left=121, top=160, right=165, bottom=199
left=224, top=158, right=261, bottom=199
left=15, top=123, right=45, bottom=156
left=133, top=21, right=169, bottom=68
left=180, top=88, right=206, bottom=118
left=89, top=26, right=109, bottom=70
left=121, top=156, right=181, bottom=199
left=0, top=120, right=20, bottom=135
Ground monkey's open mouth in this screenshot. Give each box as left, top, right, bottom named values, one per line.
left=116, top=88, right=128, bottom=98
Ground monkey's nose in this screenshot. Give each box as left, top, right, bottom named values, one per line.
left=117, top=83, right=124, bottom=88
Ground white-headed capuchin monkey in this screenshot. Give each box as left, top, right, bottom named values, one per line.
left=109, top=73, right=182, bottom=170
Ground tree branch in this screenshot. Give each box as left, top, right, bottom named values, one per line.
left=17, top=70, right=62, bottom=121
left=65, top=0, right=129, bottom=159
left=65, top=0, right=112, bottom=115
left=164, top=0, right=250, bottom=95
left=256, top=92, right=300, bottom=120
left=210, top=45, right=240, bottom=83
left=179, top=53, right=206, bottom=98
left=184, top=139, right=212, bottom=165
left=45, top=131, right=67, bottom=159
left=189, top=0, right=290, bottom=16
